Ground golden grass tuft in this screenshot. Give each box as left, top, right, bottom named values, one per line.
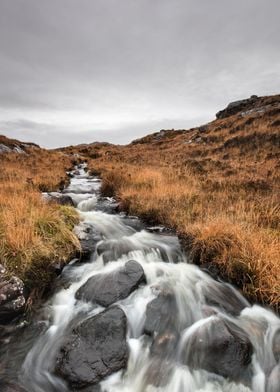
left=0, top=149, right=80, bottom=293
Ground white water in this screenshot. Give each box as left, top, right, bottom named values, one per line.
left=19, top=165, right=280, bottom=392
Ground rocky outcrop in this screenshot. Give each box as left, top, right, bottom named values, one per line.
left=55, top=306, right=128, bottom=389
left=0, top=135, right=40, bottom=154
left=182, top=316, right=253, bottom=381
left=0, top=265, right=25, bottom=324
left=75, top=261, right=146, bottom=306
left=216, top=95, right=259, bottom=119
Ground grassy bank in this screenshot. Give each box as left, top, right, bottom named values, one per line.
left=74, top=95, right=280, bottom=310
left=0, top=148, right=80, bottom=295
left=90, top=162, right=279, bottom=310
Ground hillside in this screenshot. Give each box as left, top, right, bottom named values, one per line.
left=61, top=94, right=280, bottom=309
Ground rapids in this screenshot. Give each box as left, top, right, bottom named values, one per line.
left=1, top=164, right=279, bottom=392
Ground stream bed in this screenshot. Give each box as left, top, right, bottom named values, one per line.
left=1, top=164, right=279, bottom=392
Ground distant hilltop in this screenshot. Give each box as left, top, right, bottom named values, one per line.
left=0, top=93, right=279, bottom=152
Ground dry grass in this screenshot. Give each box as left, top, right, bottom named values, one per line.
left=63, top=94, right=280, bottom=309
left=0, top=148, right=80, bottom=293
left=91, top=162, right=280, bottom=309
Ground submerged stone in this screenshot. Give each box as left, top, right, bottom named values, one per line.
left=182, top=316, right=253, bottom=381
left=144, top=293, right=178, bottom=336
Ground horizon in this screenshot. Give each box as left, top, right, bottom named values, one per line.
left=0, top=0, right=280, bottom=148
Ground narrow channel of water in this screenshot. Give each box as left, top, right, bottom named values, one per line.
left=2, top=164, right=279, bottom=392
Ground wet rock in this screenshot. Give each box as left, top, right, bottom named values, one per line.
left=0, top=382, right=28, bottom=392
left=150, top=331, right=179, bottom=359
left=73, top=386, right=101, bottom=392
left=55, top=306, right=128, bottom=388
left=144, top=358, right=173, bottom=388
left=43, top=192, right=75, bottom=207
left=96, top=239, right=139, bottom=263
left=272, top=328, right=280, bottom=362
left=267, top=364, right=280, bottom=392
left=146, top=226, right=172, bottom=234
left=0, top=268, right=25, bottom=324
left=95, top=197, right=119, bottom=214
left=183, top=316, right=253, bottom=381
left=75, top=261, right=146, bottom=306
left=97, top=234, right=182, bottom=264
left=144, top=293, right=178, bottom=336
left=202, top=281, right=249, bottom=316
left=74, top=223, right=102, bottom=261
left=120, top=215, right=145, bottom=231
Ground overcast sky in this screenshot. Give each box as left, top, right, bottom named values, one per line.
left=0, top=0, right=279, bottom=148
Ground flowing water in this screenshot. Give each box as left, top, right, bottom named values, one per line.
left=1, top=164, right=279, bottom=392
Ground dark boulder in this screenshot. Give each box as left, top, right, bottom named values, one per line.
left=74, top=223, right=102, bottom=261
left=75, top=261, right=146, bottom=306
left=55, top=306, right=128, bottom=388
left=0, top=266, right=25, bottom=324
left=182, top=316, right=253, bottom=381
left=144, top=293, right=178, bottom=336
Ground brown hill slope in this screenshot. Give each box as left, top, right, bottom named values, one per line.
left=62, top=94, right=280, bottom=309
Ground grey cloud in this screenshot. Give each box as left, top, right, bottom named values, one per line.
left=0, top=0, right=279, bottom=147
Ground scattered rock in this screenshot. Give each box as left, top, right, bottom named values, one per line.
left=0, top=267, right=25, bottom=324
left=55, top=306, right=128, bottom=388
left=75, top=261, right=146, bottom=306
left=182, top=316, right=253, bottom=381
left=74, top=222, right=102, bottom=261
